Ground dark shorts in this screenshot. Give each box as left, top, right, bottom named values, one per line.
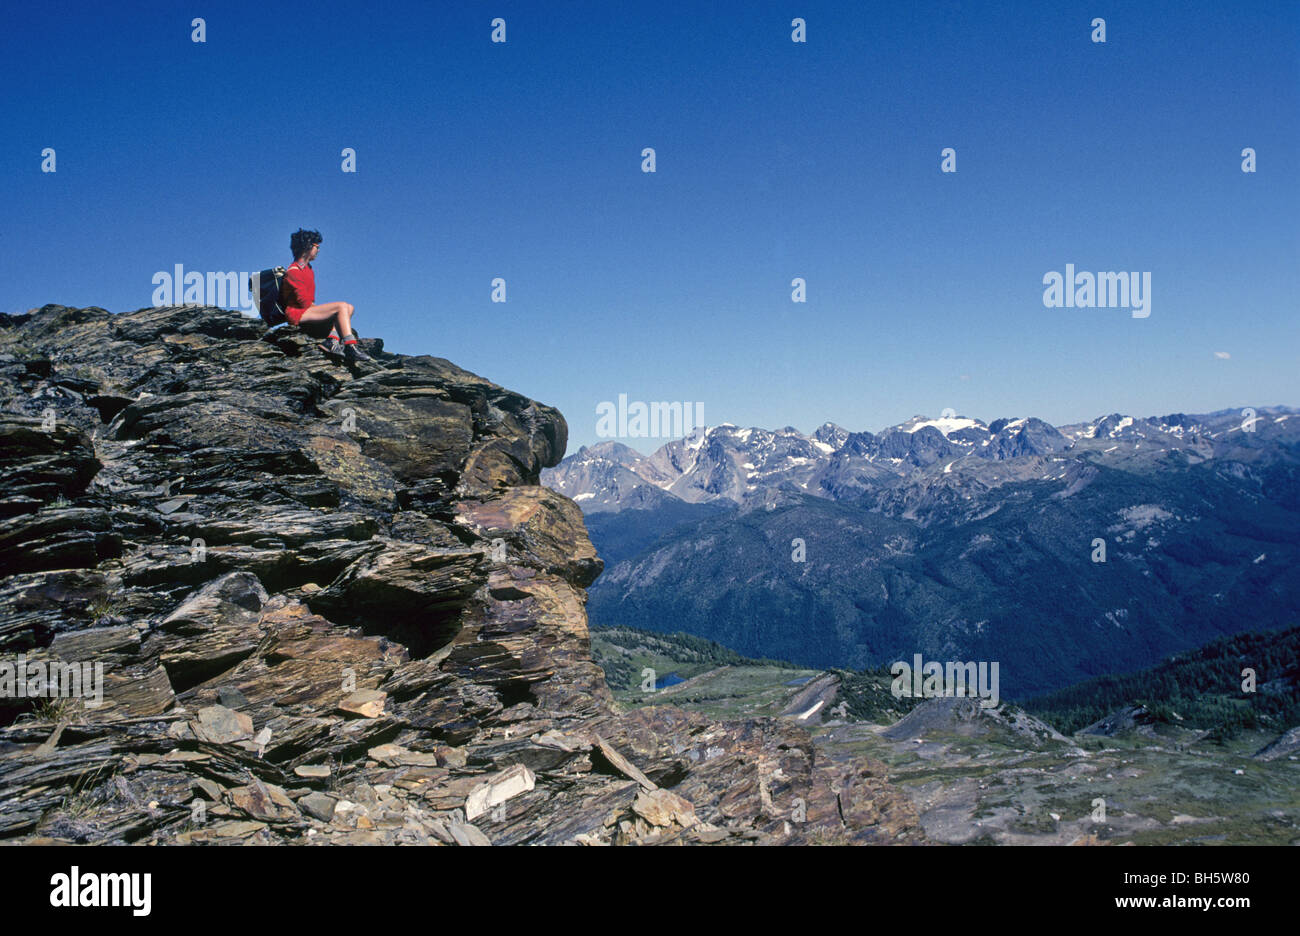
left=286, top=307, right=337, bottom=339
left=296, top=318, right=336, bottom=339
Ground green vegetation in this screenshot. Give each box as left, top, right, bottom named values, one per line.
left=52, top=761, right=111, bottom=822
left=1023, top=626, right=1300, bottom=740
left=590, top=626, right=828, bottom=718
left=588, top=624, right=1299, bottom=845
left=828, top=667, right=923, bottom=723
left=85, top=595, right=125, bottom=619
left=635, top=666, right=825, bottom=719
left=0, top=341, right=42, bottom=361
left=591, top=625, right=793, bottom=693
left=32, top=698, right=74, bottom=722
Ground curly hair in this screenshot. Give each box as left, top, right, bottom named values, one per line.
left=290, top=228, right=323, bottom=260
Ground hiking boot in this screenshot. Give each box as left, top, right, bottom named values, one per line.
left=317, top=336, right=345, bottom=358
left=343, top=340, right=372, bottom=362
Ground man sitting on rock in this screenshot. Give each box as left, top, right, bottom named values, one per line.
left=280, top=228, right=371, bottom=362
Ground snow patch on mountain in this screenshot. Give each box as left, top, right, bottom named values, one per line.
left=901, top=416, right=984, bottom=437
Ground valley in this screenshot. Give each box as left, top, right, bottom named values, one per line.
left=592, top=627, right=1300, bottom=846
left=548, top=407, right=1300, bottom=695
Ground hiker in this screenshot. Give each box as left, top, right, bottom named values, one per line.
left=280, top=228, right=371, bottom=362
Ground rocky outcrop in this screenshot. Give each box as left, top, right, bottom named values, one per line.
left=1080, top=705, right=1157, bottom=737
left=0, top=304, right=920, bottom=845
left=1253, top=726, right=1300, bottom=762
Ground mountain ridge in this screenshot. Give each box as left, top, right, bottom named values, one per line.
left=546, top=406, right=1298, bottom=513
left=556, top=400, right=1300, bottom=696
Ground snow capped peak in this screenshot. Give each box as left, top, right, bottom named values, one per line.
left=900, top=415, right=985, bottom=437
left=552, top=405, right=1300, bottom=514
left=811, top=422, right=850, bottom=453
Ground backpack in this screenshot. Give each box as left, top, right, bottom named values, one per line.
left=249, top=267, right=288, bottom=326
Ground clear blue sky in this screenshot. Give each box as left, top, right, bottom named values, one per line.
left=2, top=0, right=1296, bottom=452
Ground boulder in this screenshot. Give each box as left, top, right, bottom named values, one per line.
left=192, top=705, right=254, bottom=744
left=464, top=764, right=536, bottom=820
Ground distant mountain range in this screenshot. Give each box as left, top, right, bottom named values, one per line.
left=543, top=407, right=1300, bottom=696
left=546, top=408, right=1296, bottom=514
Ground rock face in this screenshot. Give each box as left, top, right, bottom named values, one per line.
left=1253, top=726, right=1300, bottom=762
left=1080, top=705, right=1157, bottom=738
left=0, top=304, right=920, bottom=846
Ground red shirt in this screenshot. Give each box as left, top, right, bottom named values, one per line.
left=281, top=261, right=315, bottom=323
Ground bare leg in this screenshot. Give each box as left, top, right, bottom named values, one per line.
left=297, top=301, right=355, bottom=336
